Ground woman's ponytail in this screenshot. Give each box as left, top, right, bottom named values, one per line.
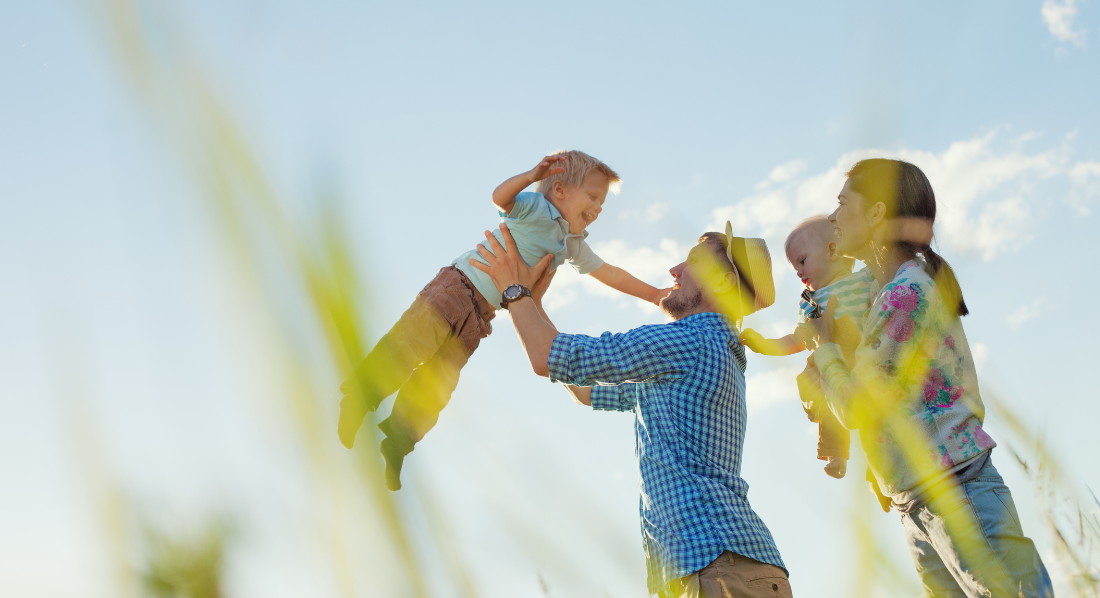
left=921, top=246, right=969, bottom=317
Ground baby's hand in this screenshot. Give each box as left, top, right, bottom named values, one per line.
left=739, top=328, right=765, bottom=352
left=528, top=155, right=567, bottom=183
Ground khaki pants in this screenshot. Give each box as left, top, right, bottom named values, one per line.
left=661, top=552, right=792, bottom=598
left=342, top=266, right=494, bottom=452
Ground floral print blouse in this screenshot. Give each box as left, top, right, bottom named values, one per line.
left=813, top=260, right=996, bottom=497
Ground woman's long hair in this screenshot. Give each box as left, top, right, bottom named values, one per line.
left=847, top=159, right=969, bottom=317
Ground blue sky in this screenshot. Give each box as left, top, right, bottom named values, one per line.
left=3, top=1, right=1099, bottom=596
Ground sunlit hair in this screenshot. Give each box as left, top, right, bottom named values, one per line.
left=846, top=158, right=969, bottom=316
left=534, top=150, right=622, bottom=196
left=784, top=215, right=855, bottom=272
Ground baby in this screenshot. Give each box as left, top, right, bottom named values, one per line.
left=740, top=216, right=872, bottom=478
left=339, top=151, right=669, bottom=490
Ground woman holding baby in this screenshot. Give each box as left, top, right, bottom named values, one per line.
left=808, top=159, right=1052, bottom=596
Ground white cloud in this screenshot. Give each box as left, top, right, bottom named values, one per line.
left=755, top=160, right=808, bottom=191
left=705, top=129, right=1096, bottom=265
left=644, top=203, right=670, bottom=224
left=1042, top=0, right=1086, bottom=45
left=617, top=201, right=673, bottom=224
left=1069, top=161, right=1100, bottom=215
left=1007, top=299, right=1045, bottom=330
left=745, top=364, right=804, bottom=413
left=971, top=342, right=989, bottom=371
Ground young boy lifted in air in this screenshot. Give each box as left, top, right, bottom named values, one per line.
left=739, top=215, right=872, bottom=479
left=338, top=151, right=669, bottom=490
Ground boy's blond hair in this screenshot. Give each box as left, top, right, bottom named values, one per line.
left=535, top=150, right=622, bottom=196
left=785, top=215, right=855, bottom=271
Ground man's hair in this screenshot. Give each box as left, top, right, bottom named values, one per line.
left=784, top=215, right=855, bottom=271
left=534, top=150, right=622, bottom=196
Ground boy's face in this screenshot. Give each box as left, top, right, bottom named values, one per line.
left=551, top=170, right=611, bottom=234
left=786, top=230, right=844, bottom=292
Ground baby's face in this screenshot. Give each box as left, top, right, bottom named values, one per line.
left=786, top=232, right=837, bottom=291
left=554, top=170, right=610, bottom=234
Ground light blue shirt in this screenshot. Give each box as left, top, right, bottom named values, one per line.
left=453, top=192, right=604, bottom=309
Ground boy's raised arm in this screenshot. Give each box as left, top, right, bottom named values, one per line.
left=588, top=263, right=672, bottom=306
left=492, top=155, right=567, bottom=214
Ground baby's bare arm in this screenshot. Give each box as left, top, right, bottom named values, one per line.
left=739, top=328, right=806, bottom=356
left=588, top=263, right=671, bottom=306
left=492, top=155, right=567, bottom=214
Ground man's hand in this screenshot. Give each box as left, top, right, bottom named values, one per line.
left=470, top=223, right=554, bottom=294
left=530, top=257, right=558, bottom=305
left=527, top=154, right=567, bottom=184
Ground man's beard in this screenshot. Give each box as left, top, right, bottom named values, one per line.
left=660, top=288, right=703, bottom=319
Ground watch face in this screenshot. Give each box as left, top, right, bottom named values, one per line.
left=504, top=285, right=521, bottom=300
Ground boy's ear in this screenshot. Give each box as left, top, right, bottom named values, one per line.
left=550, top=179, right=566, bottom=200
left=827, top=241, right=838, bottom=260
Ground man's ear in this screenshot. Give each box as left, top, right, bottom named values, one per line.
left=716, top=270, right=739, bottom=294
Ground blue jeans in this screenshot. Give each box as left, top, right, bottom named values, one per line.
left=898, top=458, right=1053, bottom=597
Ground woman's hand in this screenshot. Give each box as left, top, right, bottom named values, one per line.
left=810, top=296, right=861, bottom=359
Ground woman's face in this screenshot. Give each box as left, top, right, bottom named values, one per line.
left=829, top=177, right=875, bottom=259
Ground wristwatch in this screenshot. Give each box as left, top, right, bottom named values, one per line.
left=500, top=284, right=532, bottom=308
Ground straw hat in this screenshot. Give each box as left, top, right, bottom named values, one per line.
left=724, top=221, right=775, bottom=315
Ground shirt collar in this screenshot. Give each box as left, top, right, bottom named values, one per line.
left=675, top=311, right=739, bottom=334
left=546, top=200, right=589, bottom=239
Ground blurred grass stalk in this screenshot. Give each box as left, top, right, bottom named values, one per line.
left=92, top=0, right=450, bottom=596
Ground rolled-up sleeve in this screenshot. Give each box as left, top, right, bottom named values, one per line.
left=548, top=326, right=688, bottom=414
left=590, top=384, right=638, bottom=412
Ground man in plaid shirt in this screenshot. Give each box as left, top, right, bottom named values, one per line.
left=472, top=223, right=792, bottom=597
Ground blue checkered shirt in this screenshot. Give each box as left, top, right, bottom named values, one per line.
left=547, top=312, right=787, bottom=592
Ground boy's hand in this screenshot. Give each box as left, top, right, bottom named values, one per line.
left=739, top=328, right=765, bottom=352
left=651, top=286, right=673, bottom=306
left=527, top=155, right=567, bottom=184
